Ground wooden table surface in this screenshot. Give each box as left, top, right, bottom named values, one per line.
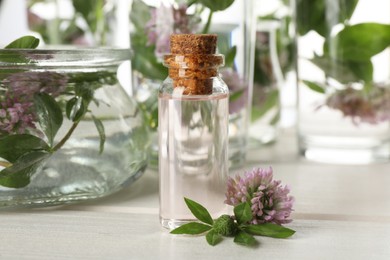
left=0, top=129, right=389, bottom=259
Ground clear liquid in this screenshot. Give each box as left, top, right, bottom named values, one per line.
left=159, top=93, right=229, bottom=229
left=0, top=118, right=148, bottom=208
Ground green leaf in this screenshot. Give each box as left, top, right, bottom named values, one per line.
left=338, top=0, right=359, bottom=22
left=324, top=23, right=390, bottom=61
left=184, top=197, right=214, bottom=225
left=233, top=231, right=257, bottom=247
left=5, top=36, right=40, bottom=49
left=296, top=0, right=359, bottom=37
left=75, top=83, right=94, bottom=104
left=0, top=151, right=50, bottom=188
left=34, top=93, right=64, bottom=147
left=130, top=1, right=167, bottom=83
left=131, top=46, right=167, bottom=81
left=311, top=55, right=354, bottom=83
left=170, top=222, right=212, bottom=235
left=66, top=97, right=77, bottom=120
left=295, top=0, right=326, bottom=36
left=224, top=46, right=237, bottom=68
left=0, top=134, right=49, bottom=163
left=206, top=229, right=223, bottom=246
left=234, top=202, right=252, bottom=225
left=66, top=97, right=86, bottom=122
left=198, top=0, right=234, bottom=12
left=303, top=80, right=325, bottom=94
left=310, top=55, right=373, bottom=84
left=92, top=115, right=105, bottom=154
left=347, top=59, right=373, bottom=83
left=216, top=33, right=233, bottom=57
left=130, top=0, right=152, bottom=31
left=72, top=0, right=103, bottom=33
left=243, top=223, right=296, bottom=238
left=67, top=83, right=96, bottom=122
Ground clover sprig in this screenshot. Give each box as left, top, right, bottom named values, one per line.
left=171, top=198, right=295, bottom=247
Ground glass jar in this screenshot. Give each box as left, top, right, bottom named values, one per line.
left=295, top=0, right=390, bottom=164
left=0, top=48, right=149, bottom=208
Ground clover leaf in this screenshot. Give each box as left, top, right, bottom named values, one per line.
left=34, top=93, right=64, bottom=147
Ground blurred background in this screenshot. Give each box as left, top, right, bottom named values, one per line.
left=0, top=0, right=389, bottom=165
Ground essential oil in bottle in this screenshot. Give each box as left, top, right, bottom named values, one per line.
left=158, top=34, right=229, bottom=229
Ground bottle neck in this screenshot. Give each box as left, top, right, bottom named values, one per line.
left=164, top=54, right=224, bottom=95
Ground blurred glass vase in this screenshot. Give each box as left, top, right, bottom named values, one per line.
left=250, top=21, right=283, bottom=144
left=295, top=0, right=390, bottom=163
left=0, top=48, right=148, bottom=208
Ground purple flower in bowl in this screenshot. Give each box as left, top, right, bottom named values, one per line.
left=326, top=85, right=390, bottom=125
left=0, top=97, right=35, bottom=135
left=0, top=71, right=68, bottom=135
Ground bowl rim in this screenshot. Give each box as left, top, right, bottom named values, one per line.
left=0, top=48, right=132, bottom=67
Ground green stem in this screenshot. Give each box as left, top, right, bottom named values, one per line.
left=52, top=122, right=79, bottom=152
left=97, top=0, right=106, bottom=45
left=48, top=0, right=61, bottom=44
left=202, top=10, right=214, bottom=34
left=0, top=161, right=12, bottom=168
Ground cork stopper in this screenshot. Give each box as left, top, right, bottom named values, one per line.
left=170, top=34, right=217, bottom=55
left=164, top=34, right=222, bottom=95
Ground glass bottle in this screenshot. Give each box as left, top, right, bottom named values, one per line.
left=159, top=34, right=229, bottom=229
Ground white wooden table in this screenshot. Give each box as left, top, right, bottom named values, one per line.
left=0, top=129, right=389, bottom=259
